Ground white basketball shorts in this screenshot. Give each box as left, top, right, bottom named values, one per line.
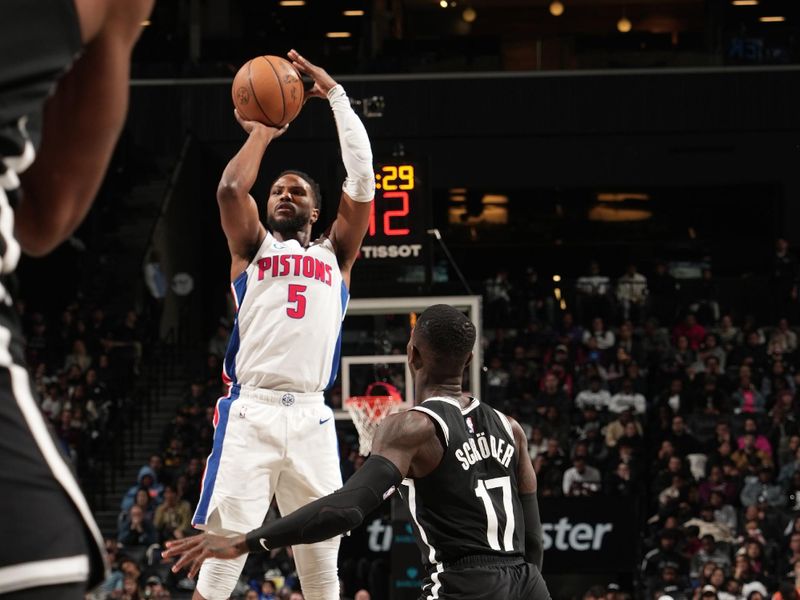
left=192, top=384, right=343, bottom=534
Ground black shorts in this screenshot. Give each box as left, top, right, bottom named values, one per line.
left=0, top=582, right=85, bottom=600
left=420, top=556, right=551, bottom=600
left=0, top=311, right=103, bottom=595
left=0, top=363, right=92, bottom=591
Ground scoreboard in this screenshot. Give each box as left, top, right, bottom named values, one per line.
left=360, top=162, right=428, bottom=262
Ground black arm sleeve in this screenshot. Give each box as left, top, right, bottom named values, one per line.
left=245, top=454, right=403, bottom=553
left=520, top=492, right=544, bottom=572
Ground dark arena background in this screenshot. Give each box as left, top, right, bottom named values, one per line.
left=14, top=0, right=800, bottom=599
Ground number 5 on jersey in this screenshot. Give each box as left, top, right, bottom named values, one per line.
left=287, top=284, right=307, bottom=319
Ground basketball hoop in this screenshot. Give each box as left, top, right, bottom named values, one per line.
left=345, top=382, right=403, bottom=456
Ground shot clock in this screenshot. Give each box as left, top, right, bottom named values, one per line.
left=360, top=162, right=429, bottom=262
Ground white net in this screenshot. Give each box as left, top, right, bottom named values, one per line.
left=345, top=396, right=401, bottom=456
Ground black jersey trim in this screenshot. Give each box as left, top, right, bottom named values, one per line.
left=445, top=554, right=525, bottom=570
left=404, top=479, right=445, bottom=599
left=411, top=406, right=449, bottom=446
left=422, top=396, right=481, bottom=415
left=492, top=408, right=515, bottom=440
left=462, top=399, right=481, bottom=414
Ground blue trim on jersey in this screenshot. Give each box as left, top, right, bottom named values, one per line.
left=232, top=271, right=248, bottom=307
left=325, top=280, right=349, bottom=391
left=192, top=385, right=239, bottom=525
left=223, top=272, right=249, bottom=384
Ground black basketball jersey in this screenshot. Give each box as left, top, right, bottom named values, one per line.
left=0, top=1, right=107, bottom=590
left=398, top=397, right=525, bottom=576
left=0, top=0, right=82, bottom=288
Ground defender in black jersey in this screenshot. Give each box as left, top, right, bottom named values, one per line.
left=164, top=304, right=551, bottom=600
left=0, top=1, right=152, bottom=597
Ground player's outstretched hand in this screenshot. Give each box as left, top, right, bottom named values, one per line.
left=287, top=49, right=338, bottom=103
left=233, top=109, right=289, bottom=138
left=162, top=532, right=247, bottom=579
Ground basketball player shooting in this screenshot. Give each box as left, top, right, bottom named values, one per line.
left=1, top=1, right=152, bottom=598
left=167, top=305, right=551, bottom=600
left=188, top=50, right=374, bottom=600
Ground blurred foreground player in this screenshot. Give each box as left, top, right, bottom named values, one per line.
left=166, top=305, right=551, bottom=600
left=188, top=50, right=374, bottom=600
left=0, top=0, right=153, bottom=597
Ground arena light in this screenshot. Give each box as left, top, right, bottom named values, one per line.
left=597, top=192, right=651, bottom=202
left=552, top=274, right=562, bottom=283
left=343, top=10, right=365, bottom=16
left=617, top=15, right=632, bottom=33
left=589, top=205, right=652, bottom=222
left=462, top=7, right=477, bottom=22
left=732, top=0, right=759, bottom=5
left=279, top=0, right=306, bottom=5
left=449, top=189, right=466, bottom=202
left=326, top=31, right=353, bottom=38
left=439, top=0, right=448, bottom=7
left=549, top=1, right=565, bottom=17
left=759, top=15, right=786, bottom=22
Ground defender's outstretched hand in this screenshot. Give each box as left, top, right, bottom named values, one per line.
left=162, top=533, right=247, bottom=579
left=288, top=49, right=338, bottom=102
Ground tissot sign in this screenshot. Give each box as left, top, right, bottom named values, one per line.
left=539, top=496, right=638, bottom=573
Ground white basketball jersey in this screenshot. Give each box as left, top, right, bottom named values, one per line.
left=223, top=231, right=348, bottom=393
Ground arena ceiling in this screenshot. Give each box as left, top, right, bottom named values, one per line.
left=132, top=0, right=797, bottom=75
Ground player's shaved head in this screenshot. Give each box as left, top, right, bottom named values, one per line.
left=412, top=304, right=475, bottom=375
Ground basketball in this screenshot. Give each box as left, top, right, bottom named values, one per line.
left=231, top=55, right=304, bottom=128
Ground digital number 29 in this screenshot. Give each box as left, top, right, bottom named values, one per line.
left=381, top=165, right=414, bottom=191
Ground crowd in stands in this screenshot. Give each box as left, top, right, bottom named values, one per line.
left=65, top=237, right=800, bottom=599
left=484, top=244, right=800, bottom=600
left=22, top=299, right=146, bottom=499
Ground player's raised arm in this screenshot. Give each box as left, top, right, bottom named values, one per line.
left=288, top=49, right=374, bottom=277
left=15, top=0, right=154, bottom=257
left=509, top=416, right=544, bottom=572
left=162, top=411, right=438, bottom=579
left=217, top=111, right=288, bottom=277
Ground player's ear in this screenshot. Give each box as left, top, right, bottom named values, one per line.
left=464, top=351, right=474, bottom=368
left=309, top=206, right=320, bottom=225
left=409, top=343, right=423, bottom=371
